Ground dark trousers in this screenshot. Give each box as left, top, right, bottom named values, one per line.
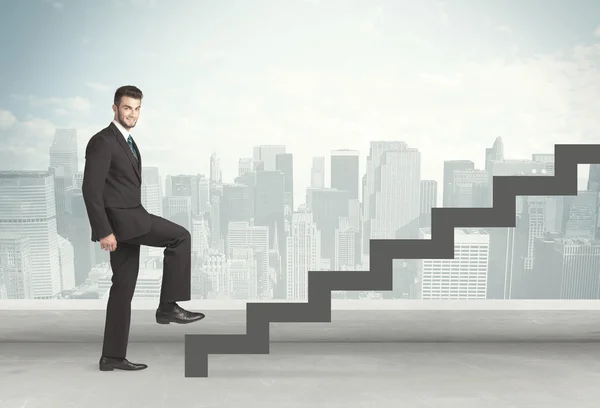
left=102, top=214, right=192, bottom=358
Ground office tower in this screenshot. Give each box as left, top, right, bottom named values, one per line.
left=334, top=217, right=355, bottom=270
left=199, top=252, right=228, bottom=298
left=370, top=146, right=421, bottom=240
left=73, top=171, right=84, bottom=190
left=508, top=195, right=570, bottom=298
left=419, top=228, right=489, bottom=300
left=238, top=158, right=253, bottom=176
left=485, top=136, right=504, bottom=174
left=0, top=233, right=32, bottom=299
left=442, top=160, right=475, bottom=208
left=363, top=141, right=406, bottom=216
left=210, top=152, right=222, bottom=184
left=419, top=180, right=437, bottom=228
left=234, top=171, right=257, bottom=219
left=562, top=191, right=598, bottom=239
left=220, top=183, right=252, bottom=239
left=68, top=190, right=100, bottom=285
left=331, top=149, right=359, bottom=199
left=227, top=220, right=270, bottom=299
left=166, top=174, right=207, bottom=217
left=141, top=167, right=163, bottom=216
left=275, top=153, right=294, bottom=211
left=363, top=141, right=413, bottom=252
left=49, top=130, right=78, bottom=237
left=531, top=234, right=600, bottom=299
left=486, top=155, right=548, bottom=299
left=191, top=216, right=210, bottom=257
left=311, top=156, right=325, bottom=188
left=254, top=170, right=285, bottom=257
left=486, top=227, right=517, bottom=300
left=228, top=247, right=259, bottom=300
left=0, top=171, right=62, bottom=298
left=253, top=145, right=286, bottom=171
left=532, top=153, right=555, bottom=176
left=49, top=129, right=78, bottom=188
left=452, top=169, right=489, bottom=207
left=310, top=188, right=351, bottom=267
left=209, top=195, right=222, bottom=251
left=286, top=206, right=321, bottom=300
left=56, top=235, right=76, bottom=291
left=165, top=195, right=192, bottom=231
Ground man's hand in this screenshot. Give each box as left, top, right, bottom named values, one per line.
left=100, top=233, right=117, bottom=252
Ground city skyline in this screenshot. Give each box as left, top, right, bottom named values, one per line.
left=2, top=0, right=600, bottom=304
left=2, top=128, right=600, bottom=302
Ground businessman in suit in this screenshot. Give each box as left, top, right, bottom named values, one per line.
left=82, top=85, right=205, bottom=372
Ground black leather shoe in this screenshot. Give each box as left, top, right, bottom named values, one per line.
left=155, top=303, right=205, bottom=324
left=99, top=356, right=148, bottom=371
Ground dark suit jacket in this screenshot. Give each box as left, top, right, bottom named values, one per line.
left=82, top=121, right=152, bottom=242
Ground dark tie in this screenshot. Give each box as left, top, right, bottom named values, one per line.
left=127, top=135, right=138, bottom=160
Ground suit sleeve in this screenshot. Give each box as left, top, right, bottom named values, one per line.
left=82, top=136, right=113, bottom=239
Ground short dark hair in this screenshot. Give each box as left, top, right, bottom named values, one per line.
left=114, top=85, right=143, bottom=106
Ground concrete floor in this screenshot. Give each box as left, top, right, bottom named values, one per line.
left=2, top=302, right=600, bottom=407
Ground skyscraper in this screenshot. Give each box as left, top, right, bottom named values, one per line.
left=330, top=149, right=359, bottom=199
left=0, top=171, right=62, bottom=298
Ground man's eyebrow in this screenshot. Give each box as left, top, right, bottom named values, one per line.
left=123, top=105, right=141, bottom=108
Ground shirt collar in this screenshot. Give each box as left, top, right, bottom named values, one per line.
left=112, top=119, right=130, bottom=140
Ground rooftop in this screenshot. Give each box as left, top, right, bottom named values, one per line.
left=2, top=299, right=600, bottom=407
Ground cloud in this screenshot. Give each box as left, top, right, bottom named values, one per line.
left=10, top=94, right=92, bottom=116
left=594, top=25, right=600, bottom=37
left=0, top=110, right=18, bottom=130
left=85, top=82, right=112, bottom=93
left=231, top=37, right=600, bottom=191
left=0, top=110, right=58, bottom=170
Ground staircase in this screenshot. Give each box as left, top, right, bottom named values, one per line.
left=184, top=144, right=599, bottom=377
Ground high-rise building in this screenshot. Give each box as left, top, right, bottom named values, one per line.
left=531, top=234, right=600, bottom=299
left=485, top=136, right=504, bottom=174
left=0, top=171, right=62, bottom=298
left=49, top=129, right=78, bottom=188
left=330, top=149, right=359, bottom=199
left=210, top=152, right=222, bottom=184
left=442, top=160, right=474, bottom=208
left=370, top=147, right=421, bottom=240
left=275, top=153, right=294, bottom=211
left=309, top=188, right=351, bottom=266
left=452, top=169, right=489, bottom=208
left=419, top=180, right=437, bottom=228
left=0, top=232, right=32, bottom=299
left=311, top=157, right=325, bottom=188
left=238, top=158, right=253, bottom=176
left=419, top=228, right=489, bottom=300
left=286, top=206, right=321, bottom=300
left=227, top=220, right=270, bottom=299
left=253, top=145, right=286, bottom=171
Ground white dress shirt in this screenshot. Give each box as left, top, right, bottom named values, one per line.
left=112, top=119, right=131, bottom=142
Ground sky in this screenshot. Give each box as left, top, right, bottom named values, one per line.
left=1, top=0, right=599, bottom=204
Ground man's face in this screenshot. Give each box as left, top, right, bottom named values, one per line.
left=113, top=96, right=141, bottom=130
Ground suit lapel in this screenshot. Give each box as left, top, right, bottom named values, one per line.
left=110, top=122, right=141, bottom=182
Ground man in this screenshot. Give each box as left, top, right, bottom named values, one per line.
left=82, top=85, right=205, bottom=372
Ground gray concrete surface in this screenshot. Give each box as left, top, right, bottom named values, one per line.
left=2, top=341, right=600, bottom=407
left=3, top=309, right=600, bottom=342
left=2, top=305, right=600, bottom=407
